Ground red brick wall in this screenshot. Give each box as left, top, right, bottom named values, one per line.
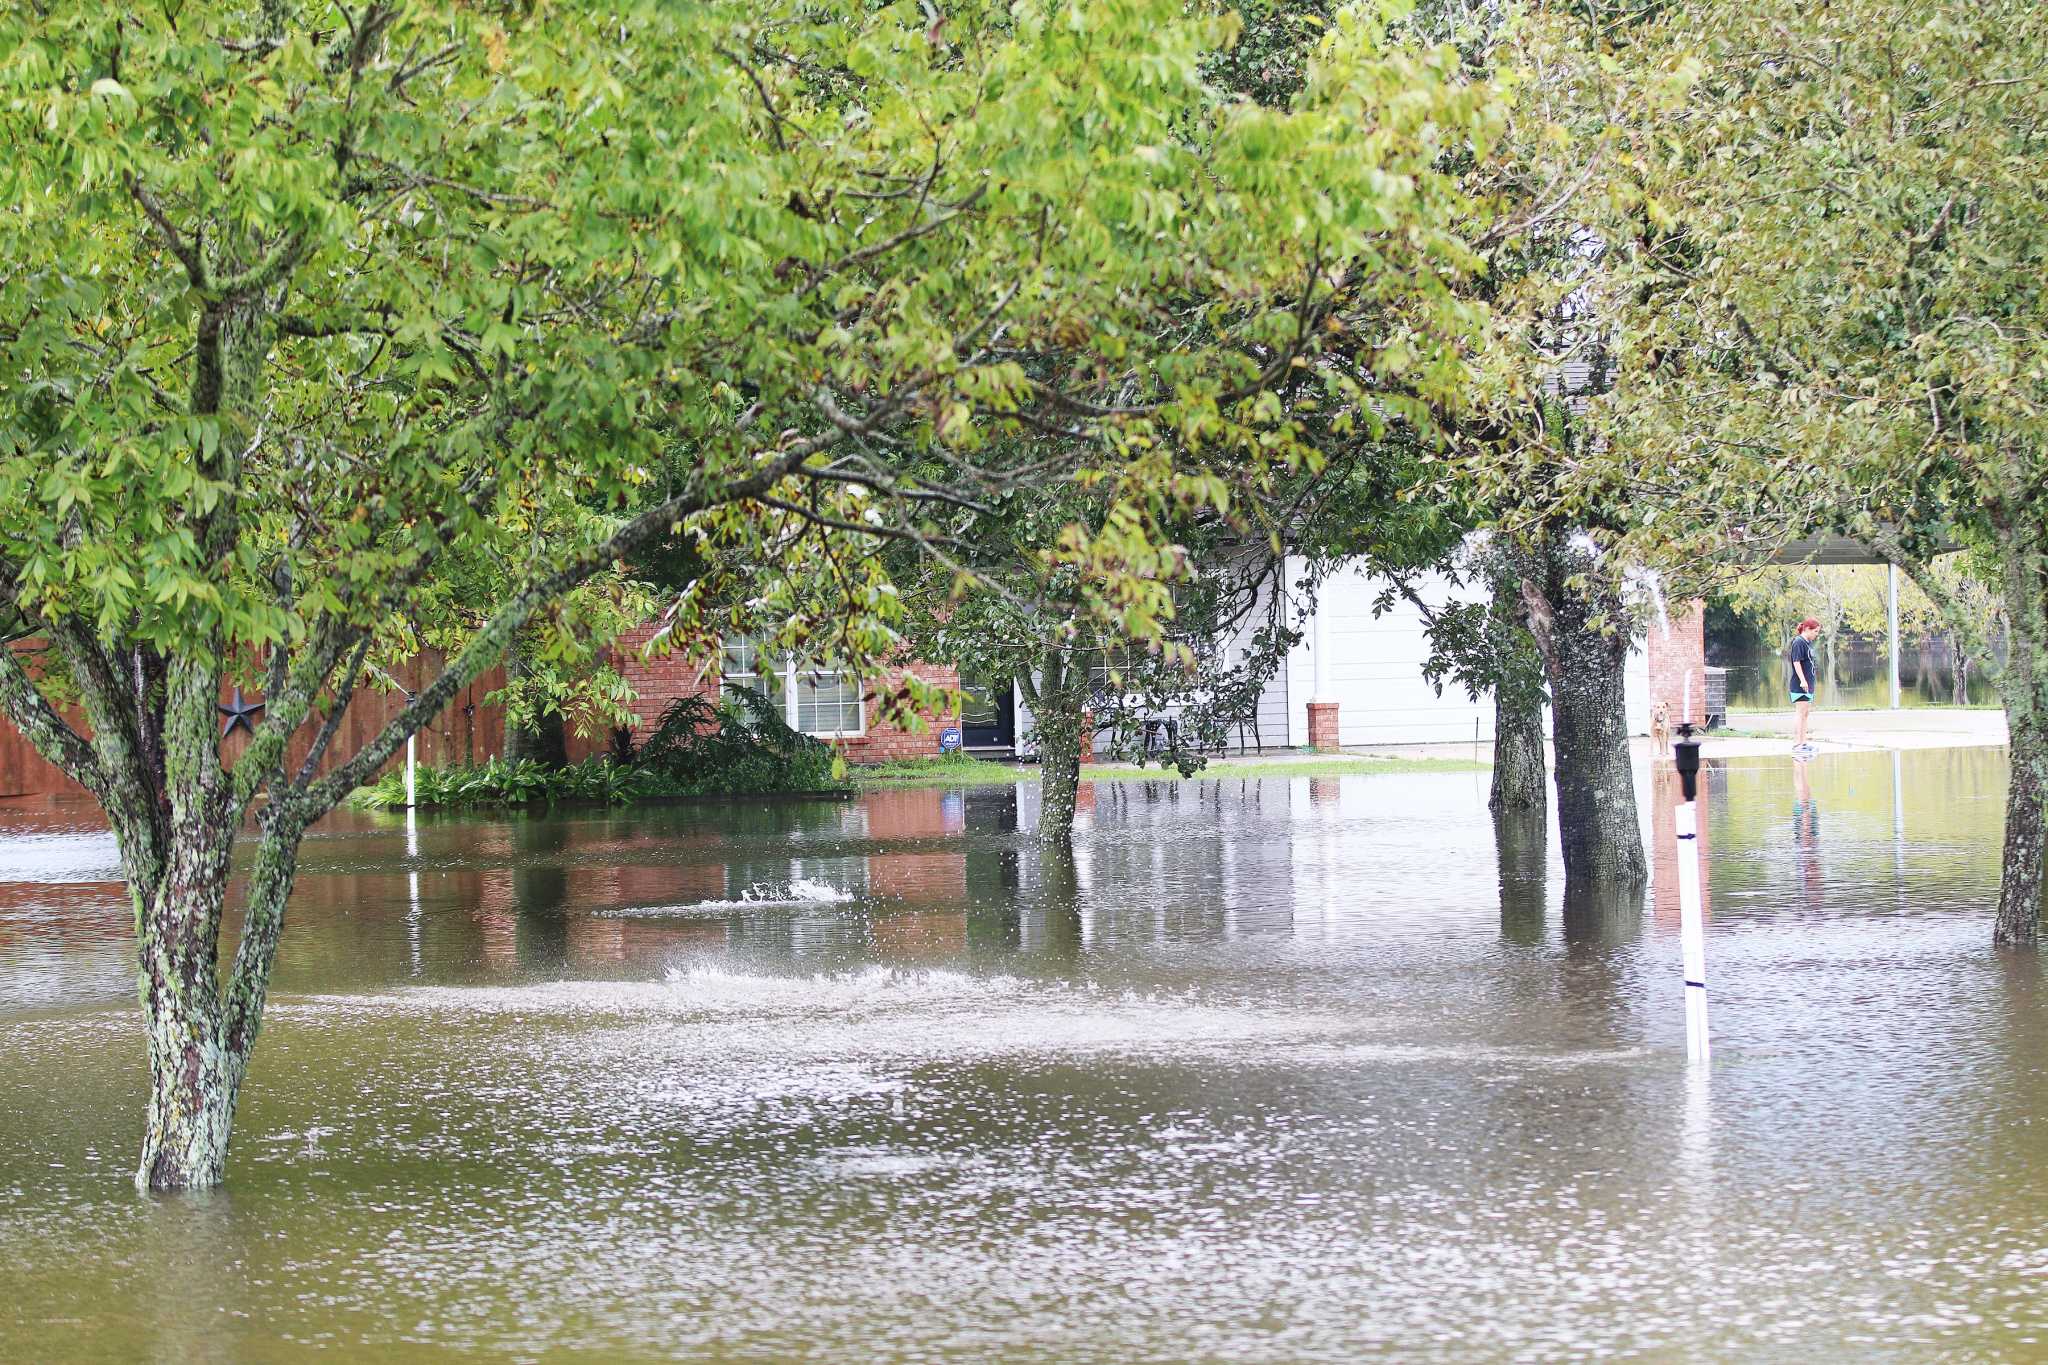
left=571, top=625, right=958, bottom=767
left=1646, top=604, right=1708, bottom=729
left=1306, top=700, right=1340, bottom=753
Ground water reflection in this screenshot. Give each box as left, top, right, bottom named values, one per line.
left=1494, top=808, right=1548, bottom=947
left=3, top=750, right=2046, bottom=1362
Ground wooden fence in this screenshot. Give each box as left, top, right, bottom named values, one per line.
left=0, top=648, right=509, bottom=801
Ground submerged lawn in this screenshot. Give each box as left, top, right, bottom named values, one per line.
left=852, top=753, right=1486, bottom=787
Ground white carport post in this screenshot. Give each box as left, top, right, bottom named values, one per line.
left=1312, top=605, right=1332, bottom=703
left=1888, top=563, right=1901, bottom=709
left=1305, top=599, right=1339, bottom=752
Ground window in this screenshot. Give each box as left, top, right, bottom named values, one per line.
left=794, top=666, right=864, bottom=737
left=720, top=634, right=866, bottom=739
left=721, top=635, right=774, bottom=704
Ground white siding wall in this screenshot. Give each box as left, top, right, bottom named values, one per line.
left=1278, top=555, right=1656, bottom=748
left=1014, top=555, right=1654, bottom=755
left=1622, top=631, right=1651, bottom=737
left=1221, top=570, right=1290, bottom=751
left=1283, top=558, right=1493, bottom=747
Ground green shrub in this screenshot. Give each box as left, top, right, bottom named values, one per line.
left=348, top=690, right=842, bottom=808
left=634, top=689, right=841, bottom=795
left=350, top=756, right=662, bottom=809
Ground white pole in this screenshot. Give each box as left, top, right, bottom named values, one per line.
left=1888, top=563, right=1901, bottom=710
left=1673, top=725, right=1710, bottom=1064
left=1676, top=799, right=1710, bottom=1063
left=405, top=734, right=421, bottom=975
left=1311, top=593, right=1332, bottom=703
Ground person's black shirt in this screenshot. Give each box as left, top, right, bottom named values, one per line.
left=1787, top=635, right=1816, bottom=695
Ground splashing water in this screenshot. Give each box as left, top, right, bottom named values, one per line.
left=600, top=878, right=855, bottom=917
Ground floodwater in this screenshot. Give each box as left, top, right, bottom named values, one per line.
left=2, top=750, right=2045, bottom=1362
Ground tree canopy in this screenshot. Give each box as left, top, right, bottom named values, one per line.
left=0, top=0, right=1505, bottom=1187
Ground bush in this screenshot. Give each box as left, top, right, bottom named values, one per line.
left=350, top=756, right=661, bottom=809
left=634, top=688, right=841, bottom=795
left=348, top=690, right=843, bottom=808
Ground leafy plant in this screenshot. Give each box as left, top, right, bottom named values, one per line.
left=350, top=688, right=843, bottom=807
left=350, top=756, right=662, bottom=809
left=635, top=689, right=840, bottom=796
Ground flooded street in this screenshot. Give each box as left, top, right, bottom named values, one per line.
left=3, top=751, right=2046, bottom=1361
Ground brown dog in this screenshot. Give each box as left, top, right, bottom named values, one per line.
left=1650, top=700, right=1672, bottom=758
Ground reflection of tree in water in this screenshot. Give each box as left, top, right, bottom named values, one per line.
left=964, top=789, right=1025, bottom=957
left=1558, top=877, right=1646, bottom=1042
left=1033, top=845, right=1084, bottom=963
left=511, top=819, right=571, bottom=972
left=1495, top=809, right=1549, bottom=948
left=139, top=1186, right=250, bottom=1361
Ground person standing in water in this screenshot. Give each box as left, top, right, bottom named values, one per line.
left=1788, top=617, right=1821, bottom=756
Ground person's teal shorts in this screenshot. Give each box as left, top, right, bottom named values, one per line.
left=1790, top=691, right=1814, bottom=704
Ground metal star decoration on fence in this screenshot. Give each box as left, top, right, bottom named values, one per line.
left=219, top=688, right=264, bottom=738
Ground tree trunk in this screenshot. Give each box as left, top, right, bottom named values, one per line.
left=137, top=884, right=235, bottom=1190
left=1519, top=534, right=1648, bottom=889
left=135, top=802, right=307, bottom=1190
left=1906, top=541, right=2041, bottom=947
left=1824, top=629, right=1839, bottom=698
left=1953, top=639, right=1971, bottom=706
left=502, top=638, right=568, bottom=768
left=1998, top=711, right=2046, bottom=946
left=1490, top=686, right=1547, bottom=814
left=1025, top=651, right=1089, bottom=846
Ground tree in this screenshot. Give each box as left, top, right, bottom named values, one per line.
left=895, top=449, right=1305, bottom=845
left=0, top=0, right=1497, bottom=1186
left=1595, top=0, right=2048, bottom=941
left=1401, top=536, right=1550, bottom=812
left=1409, top=1, right=1666, bottom=888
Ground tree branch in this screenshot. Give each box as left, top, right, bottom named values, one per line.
left=126, top=175, right=208, bottom=290
left=0, top=641, right=104, bottom=796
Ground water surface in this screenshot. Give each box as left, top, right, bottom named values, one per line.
left=2, top=751, right=2044, bottom=1362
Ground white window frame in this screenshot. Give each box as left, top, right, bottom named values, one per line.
left=721, top=635, right=866, bottom=740
left=787, top=662, right=867, bottom=741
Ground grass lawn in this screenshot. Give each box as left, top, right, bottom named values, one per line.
left=853, top=754, right=1034, bottom=787
left=852, top=752, right=1485, bottom=787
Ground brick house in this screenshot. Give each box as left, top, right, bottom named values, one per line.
left=569, top=624, right=960, bottom=767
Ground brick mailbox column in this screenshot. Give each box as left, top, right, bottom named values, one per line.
left=1648, top=605, right=1708, bottom=729
left=1307, top=701, right=1340, bottom=753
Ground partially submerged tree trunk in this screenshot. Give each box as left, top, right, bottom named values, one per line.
left=1999, top=712, right=2046, bottom=946
left=1988, top=561, right=2048, bottom=946
left=1491, top=686, right=1547, bottom=814
left=1021, top=647, right=1090, bottom=846
left=1481, top=546, right=1548, bottom=814
left=1518, top=533, right=1648, bottom=889
left=1894, top=535, right=2042, bottom=946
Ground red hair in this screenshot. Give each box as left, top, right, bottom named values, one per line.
left=1797, top=618, right=1821, bottom=633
